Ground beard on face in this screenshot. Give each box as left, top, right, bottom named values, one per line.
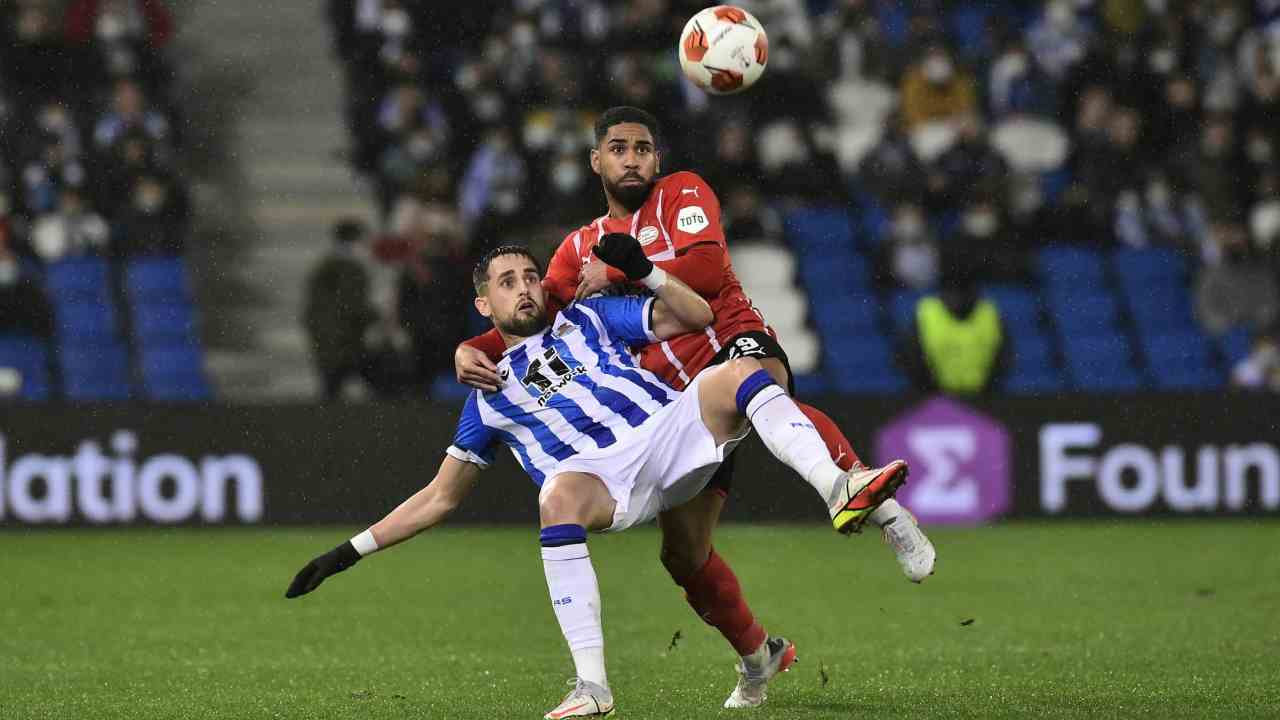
left=495, top=304, right=549, bottom=337
left=604, top=173, right=654, bottom=213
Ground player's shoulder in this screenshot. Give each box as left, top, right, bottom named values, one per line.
left=657, top=171, right=714, bottom=195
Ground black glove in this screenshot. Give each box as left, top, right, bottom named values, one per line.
left=592, top=233, right=654, bottom=281
left=285, top=541, right=362, bottom=599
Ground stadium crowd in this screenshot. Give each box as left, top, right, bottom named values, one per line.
left=0, top=0, right=198, bottom=400
left=320, top=0, right=1280, bottom=397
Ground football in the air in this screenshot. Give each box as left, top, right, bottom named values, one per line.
left=677, top=5, right=768, bottom=95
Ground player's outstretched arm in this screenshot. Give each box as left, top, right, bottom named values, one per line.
left=592, top=232, right=712, bottom=339
left=284, top=456, right=480, bottom=599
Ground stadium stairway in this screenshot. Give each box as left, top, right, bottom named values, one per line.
left=178, top=1, right=375, bottom=400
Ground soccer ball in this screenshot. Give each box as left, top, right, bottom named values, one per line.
left=677, top=5, right=768, bottom=95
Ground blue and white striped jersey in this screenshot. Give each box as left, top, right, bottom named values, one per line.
left=446, top=296, right=680, bottom=485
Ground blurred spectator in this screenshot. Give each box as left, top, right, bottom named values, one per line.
left=988, top=40, right=1056, bottom=119
left=880, top=201, right=939, bottom=291
left=1, top=2, right=75, bottom=102
left=64, top=0, right=175, bottom=91
left=29, top=188, right=109, bottom=261
left=857, top=118, right=926, bottom=204
left=459, top=127, right=527, bottom=249
left=926, top=113, right=1007, bottom=211
left=950, top=194, right=1024, bottom=282
left=1195, top=222, right=1280, bottom=334
left=899, top=43, right=977, bottom=131
left=303, top=219, right=381, bottom=400
left=112, top=172, right=189, bottom=257
left=1231, top=329, right=1280, bottom=390
left=94, top=78, right=172, bottom=151
left=1026, top=0, right=1092, bottom=82
left=899, top=250, right=1008, bottom=395
left=0, top=223, right=53, bottom=338
left=721, top=185, right=782, bottom=244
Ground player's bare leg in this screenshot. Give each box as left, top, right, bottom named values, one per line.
left=759, top=358, right=935, bottom=582
left=697, top=358, right=905, bottom=533
left=538, top=473, right=617, bottom=718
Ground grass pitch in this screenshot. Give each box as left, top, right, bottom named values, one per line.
left=2, top=521, right=1278, bottom=719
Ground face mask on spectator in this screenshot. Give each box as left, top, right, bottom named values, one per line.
left=407, top=132, right=437, bottom=161
left=381, top=9, right=411, bottom=37
left=97, top=12, right=126, bottom=41
left=963, top=209, right=999, bottom=237
left=474, top=92, right=503, bottom=122
left=1248, top=136, right=1273, bottom=164
left=1047, top=1, right=1075, bottom=29
left=893, top=213, right=925, bottom=241
left=1145, top=180, right=1172, bottom=208
left=0, top=258, right=16, bottom=286
left=511, top=23, right=537, bottom=50
left=552, top=162, right=583, bottom=193
left=923, top=55, right=953, bottom=83
left=1148, top=47, right=1177, bottom=75
left=1145, top=0, right=1167, bottom=14
left=892, top=240, right=938, bottom=289
left=1250, top=201, right=1280, bottom=248
left=1000, top=51, right=1029, bottom=77
left=32, top=216, right=68, bottom=261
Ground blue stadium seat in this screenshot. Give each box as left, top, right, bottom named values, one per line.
left=948, top=5, right=993, bottom=53
left=829, top=366, right=909, bottom=394
left=983, top=284, right=1041, bottom=330
left=1003, top=367, right=1066, bottom=395
left=791, top=372, right=831, bottom=398
left=60, top=344, right=132, bottom=400
left=1046, top=291, right=1120, bottom=334
left=1217, top=327, right=1253, bottom=367
left=140, top=345, right=211, bottom=401
left=0, top=335, right=51, bottom=400
left=1061, top=333, right=1144, bottom=391
left=430, top=374, right=472, bottom=403
left=1140, top=332, right=1221, bottom=391
left=783, top=208, right=854, bottom=253
left=45, top=256, right=110, bottom=302
left=797, top=251, right=871, bottom=291
left=133, top=302, right=198, bottom=346
left=887, top=289, right=925, bottom=335
left=125, top=257, right=192, bottom=303
left=1111, top=247, right=1188, bottom=287
left=1121, top=284, right=1197, bottom=334
left=1152, top=364, right=1223, bottom=391
left=810, top=294, right=880, bottom=336
left=1009, top=331, right=1056, bottom=372
left=1037, top=246, right=1106, bottom=290
left=55, top=301, right=117, bottom=343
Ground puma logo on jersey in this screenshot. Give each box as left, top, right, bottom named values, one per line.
left=681, top=187, right=700, bottom=197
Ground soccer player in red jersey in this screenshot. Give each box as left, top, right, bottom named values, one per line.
left=456, top=107, right=935, bottom=708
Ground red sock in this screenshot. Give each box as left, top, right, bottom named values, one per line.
left=680, top=548, right=767, bottom=656
left=798, top=402, right=862, bottom=471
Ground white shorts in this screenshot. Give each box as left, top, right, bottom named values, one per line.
left=546, top=373, right=748, bottom=532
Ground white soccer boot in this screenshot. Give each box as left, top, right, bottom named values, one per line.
left=544, top=678, right=614, bottom=719
left=880, top=508, right=936, bottom=583
left=829, top=460, right=909, bottom=535
left=723, top=636, right=798, bottom=709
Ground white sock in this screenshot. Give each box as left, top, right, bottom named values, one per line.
left=542, top=544, right=607, bottom=689
left=740, top=637, right=770, bottom=669
left=869, top=498, right=904, bottom=528
left=745, top=385, right=846, bottom=505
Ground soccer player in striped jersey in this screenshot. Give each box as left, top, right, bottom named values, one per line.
left=454, top=107, right=936, bottom=705
left=285, top=244, right=906, bottom=719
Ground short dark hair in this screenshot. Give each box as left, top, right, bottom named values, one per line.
left=472, top=244, right=542, bottom=295
left=594, top=106, right=661, bottom=147
left=332, top=218, right=366, bottom=245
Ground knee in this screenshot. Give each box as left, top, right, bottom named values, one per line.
left=538, top=483, right=577, bottom=526
left=660, top=542, right=708, bottom=583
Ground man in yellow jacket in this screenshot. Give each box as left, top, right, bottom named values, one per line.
left=900, top=255, right=1009, bottom=395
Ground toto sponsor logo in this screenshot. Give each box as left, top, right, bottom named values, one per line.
left=875, top=396, right=1011, bottom=524
left=1040, top=423, right=1280, bottom=513
left=0, top=431, right=264, bottom=524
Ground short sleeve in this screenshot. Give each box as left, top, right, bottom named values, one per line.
left=663, top=172, right=724, bottom=253
left=578, top=296, right=658, bottom=347
left=446, top=392, right=497, bottom=468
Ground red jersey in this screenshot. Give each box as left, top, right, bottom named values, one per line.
left=540, top=171, right=768, bottom=389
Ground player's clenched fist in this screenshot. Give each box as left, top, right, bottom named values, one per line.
left=284, top=541, right=362, bottom=598
left=592, top=232, right=653, bottom=280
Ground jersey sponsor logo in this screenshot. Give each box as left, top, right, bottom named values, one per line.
left=521, top=346, right=587, bottom=406
left=677, top=205, right=709, bottom=234
left=637, top=225, right=660, bottom=246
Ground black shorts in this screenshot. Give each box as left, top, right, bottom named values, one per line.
left=704, top=330, right=794, bottom=494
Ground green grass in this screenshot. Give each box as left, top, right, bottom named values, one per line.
left=2, top=522, right=1278, bottom=719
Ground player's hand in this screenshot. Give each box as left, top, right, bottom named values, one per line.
left=455, top=344, right=502, bottom=392
left=592, top=232, right=654, bottom=281
left=284, top=541, right=362, bottom=599
left=574, top=258, right=614, bottom=301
